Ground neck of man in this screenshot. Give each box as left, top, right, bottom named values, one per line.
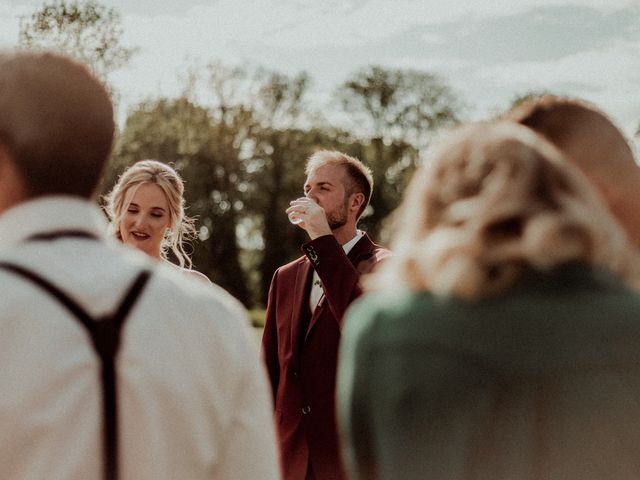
left=332, top=223, right=359, bottom=246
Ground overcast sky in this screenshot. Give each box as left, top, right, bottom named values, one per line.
left=1, top=0, right=639, bottom=138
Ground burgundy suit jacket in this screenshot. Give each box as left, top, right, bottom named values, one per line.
left=261, top=233, right=389, bottom=480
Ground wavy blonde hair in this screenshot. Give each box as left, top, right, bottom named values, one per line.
left=369, top=122, right=639, bottom=300
left=104, top=159, right=197, bottom=268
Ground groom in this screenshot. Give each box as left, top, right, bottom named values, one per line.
left=262, top=150, right=390, bottom=480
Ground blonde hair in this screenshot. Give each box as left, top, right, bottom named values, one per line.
left=369, top=121, right=639, bottom=300
left=104, top=160, right=197, bottom=268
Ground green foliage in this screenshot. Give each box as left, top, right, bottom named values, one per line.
left=337, top=65, right=462, bottom=149
left=507, top=89, right=556, bottom=112
left=18, top=0, right=136, bottom=82
left=248, top=309, right=266, bottom=328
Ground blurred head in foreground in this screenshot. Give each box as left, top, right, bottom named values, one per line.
left=369, top=121, right=638, bottom=298
left=508, top=95, right=640, bottom=247
left=0, top=50, right=113, bottom=210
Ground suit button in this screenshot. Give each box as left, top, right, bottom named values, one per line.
left=293, top=371, right=299, bottom=378
left=302, top=405, right=311, bottom=414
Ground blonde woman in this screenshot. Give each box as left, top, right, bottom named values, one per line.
left=338, top=122, right=640, bottom=480
left=104, top=160, right=210, bottom=283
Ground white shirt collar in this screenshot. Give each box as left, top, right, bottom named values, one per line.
left=0, top=196, right=109, bottom=251
left=342, top=229, right=364, bottom=255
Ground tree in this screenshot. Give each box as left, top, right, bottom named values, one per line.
left=246, top=70, right=312, bottom=303
left=507, top=89, right=556, bottom=112
left=337, top=65, right=461, bottom=149
left=19, top=0, right=135, bottom=82
left=336, top=65, right=461, bottom=239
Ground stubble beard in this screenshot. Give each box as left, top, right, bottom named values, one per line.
left=326, top=200, right=349, bottom=231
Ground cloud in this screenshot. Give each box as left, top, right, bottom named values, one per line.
left=415, top=4, right=638, bottom=64
left=0, top=2, right=34, bottom=46
left=4, top=0, right=637, bottom=134
left=471, top=38, right=640, bottom=132
left=233, top=0, right=639, bottom=48
left=475, top=40, right=640, bottom=91
left=109, top=0, right=640, bottom=54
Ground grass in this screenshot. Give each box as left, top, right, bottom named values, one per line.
left=248, top=308, right=266, bottom=328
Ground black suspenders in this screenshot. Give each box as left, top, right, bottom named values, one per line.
left=0, top=230, right=152, bottom=480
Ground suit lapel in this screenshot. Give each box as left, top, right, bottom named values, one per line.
left=305, top=297, right=326, bottom=344
left=303, top=234, right=377, bottom=343
left=291, top=257, right=313, bottom=363
left=347, top=233, right=376, bottom=265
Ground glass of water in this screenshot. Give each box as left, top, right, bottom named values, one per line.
left=288, top=210, right=303, bottom=225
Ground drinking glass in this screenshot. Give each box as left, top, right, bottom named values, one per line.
left=288, top=210, right=303, bottom=225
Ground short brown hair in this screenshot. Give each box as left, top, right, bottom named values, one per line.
left=0, top=51, right=114, bottom=198
left=507, top=95, right=635, bottom=186
left=305, top=150, right=374, bottom=218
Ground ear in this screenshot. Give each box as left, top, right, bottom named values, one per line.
left=349, top=192, right=366, bottom=215
left=0, top=142, right=28, bottom=213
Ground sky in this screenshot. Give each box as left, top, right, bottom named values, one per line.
left=1, top=0, right=639, bottom=141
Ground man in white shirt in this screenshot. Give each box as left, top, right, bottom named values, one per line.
left=0, top=50, right=279, bottom=480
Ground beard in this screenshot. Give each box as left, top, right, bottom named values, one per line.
left=326, top=200, right=349, bottom=231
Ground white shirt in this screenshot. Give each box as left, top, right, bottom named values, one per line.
left=309, top=230, right=364, bottom=312
left=0, top=196, right=280, bottom=480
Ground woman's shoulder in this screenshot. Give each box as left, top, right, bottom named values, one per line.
left=181, top=268, right=211, bottom=284
left=163, top=261, right=211, bottom=285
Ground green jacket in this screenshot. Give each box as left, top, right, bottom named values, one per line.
left=338, top=263, right=640, bottom=480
